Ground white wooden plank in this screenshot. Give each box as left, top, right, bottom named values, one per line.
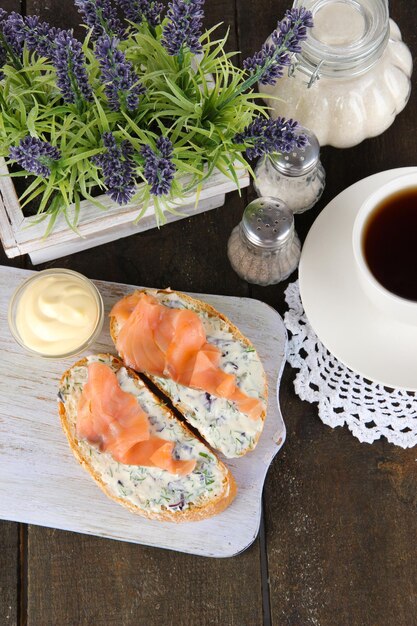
left=0, top=159, right=24, bottom=257
left=0, top=267, right=286, bottom=557
left=28, top=194, right=225, bottom=265
left=0, top=156, right=249, bottom=260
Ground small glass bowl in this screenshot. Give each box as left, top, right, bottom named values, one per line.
left=8, top=268, right=104, bottom=359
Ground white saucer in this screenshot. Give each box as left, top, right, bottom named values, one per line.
left=299, top=167, right=417, bottom=391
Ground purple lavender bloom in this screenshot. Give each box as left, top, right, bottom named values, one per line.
left=0, top=45, right=6, bottom=77
left=95, top=35, right=145, bottom=111
left=141, top=137, right=176, bottom=196
left=0, top=10, right=7, bottom=77
left=75, top=0, right=125, bottom=40
left=243, top=42, right=291, bottom=86
left=161, top=0, right=204, bottom=56
left=20, top=15, right=60, bottom=57
left=233, top=116, right=308, bottom=160
left=5, top=13, right=60, bottom=58
left=92, top=132, right=136, bottom=204
left=9, top=136, right=61, bottom=178
left=0, top=11, right=24, bottom=57
left=116, top=0, right=163, bottom=28
left=52, top=30, right=92, bottom=104
left=243, top=7, right=313, bottom=86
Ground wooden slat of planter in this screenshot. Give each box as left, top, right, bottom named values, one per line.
left=13, top=169, right=247, bottom=246
left=0, top=157, right=249, bottom=262
left=0, top=159, right=24, bottom=259
left=26, top=193, right=228, bottom=264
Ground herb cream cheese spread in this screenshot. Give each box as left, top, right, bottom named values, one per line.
left=151, top=293, right=266, bottom=458
left=60, top=355, right=227, bottom=513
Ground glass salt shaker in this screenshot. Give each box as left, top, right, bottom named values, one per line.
left=227, top=197, right=301, bottom=286
left=253, top=128, right=325, bottom=214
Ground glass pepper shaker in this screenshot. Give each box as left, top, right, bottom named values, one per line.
left=253, top=128, right=325, bottom=214
left=227, top=197, right=301, bottom=286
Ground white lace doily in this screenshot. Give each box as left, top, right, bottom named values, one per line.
left=284, top=281, right=417, bottom=448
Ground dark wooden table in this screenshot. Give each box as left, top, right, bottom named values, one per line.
left=1, top=1, right=416, bottom=625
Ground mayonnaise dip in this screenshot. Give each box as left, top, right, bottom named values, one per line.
left=14, top=270, right=102, bottom=356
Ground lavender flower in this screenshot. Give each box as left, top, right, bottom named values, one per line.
left=0, top=45, right=6, bottom=78
left=52, top=30, right=92, bottom=104
left=9, top=136, right=61, bottom=178
left=4, top=13, right=59, bottom=58
left=116, top=0, right=163, bottom=28
left=233, top=116, right=308, bottom=160
left=0, top=12, right=92, bottom=105
left=0, top=11, right=7, bottom=77
left=92, top=132, right=136, bottom=204
left=141, top=137, right=176, bottom=196
left=75, top=0, right=125, bottom=40
left=95, top=35, right=145, bottom=111
left=161, top=0, right=204, bottom=56
left=0, top=11, right=24, bottom=57
left=243, top=7, right=313, bottom=85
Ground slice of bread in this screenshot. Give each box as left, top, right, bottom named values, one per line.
left=58, top=354, right=236, bottom=522
left=110, top=289, right=268, bottom=458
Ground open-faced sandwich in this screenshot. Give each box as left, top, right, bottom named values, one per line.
left=59, top=289, right=267, bottom=522
left=110, top=289, right=268, bottom=458
left=58, top=354, right=236, bottom=522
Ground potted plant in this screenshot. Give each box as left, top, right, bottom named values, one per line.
left=0, top=0, right=312, bottom=262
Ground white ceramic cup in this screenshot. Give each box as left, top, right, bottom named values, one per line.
left=352, top=171, right=417, bottom=325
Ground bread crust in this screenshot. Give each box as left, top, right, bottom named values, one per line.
left=109, top=289, right=268, bottom=456
left=58, top=354, right=237, bottom=523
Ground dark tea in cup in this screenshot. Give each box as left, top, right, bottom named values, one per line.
left=362, top=186, right=417, bottom=301
left=353, top=172, right=417, bottom=325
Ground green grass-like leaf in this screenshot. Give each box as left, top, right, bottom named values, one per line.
left=0, top=12, right=280, bottom=235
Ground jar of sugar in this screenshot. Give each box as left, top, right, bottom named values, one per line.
left=227, top=197, right=301, bottom=286
left=261, top=0, right=412, bottom=148
left=253, top=128, right=325, bottom=214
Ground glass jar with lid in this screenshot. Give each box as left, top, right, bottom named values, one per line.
left=261, top=0, right=412, bottom=148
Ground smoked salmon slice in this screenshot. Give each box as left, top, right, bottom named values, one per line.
left=112, top=293, right=264, bottom=420
left=77, top=361, right=196, bottom=475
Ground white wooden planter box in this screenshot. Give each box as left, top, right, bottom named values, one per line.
left=0, top=158, right=249, bottom=264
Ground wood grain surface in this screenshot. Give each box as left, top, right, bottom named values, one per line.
left=0, top=0, right=416, bottom=625
left=0, top=3, right=26, bottom=623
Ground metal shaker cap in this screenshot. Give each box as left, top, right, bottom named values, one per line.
left=269, top=127, right=320, bottom=177
left=241, top=197, right=294, bottom=249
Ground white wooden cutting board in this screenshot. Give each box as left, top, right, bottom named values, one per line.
left=0, top=267, right=287, bottom=558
